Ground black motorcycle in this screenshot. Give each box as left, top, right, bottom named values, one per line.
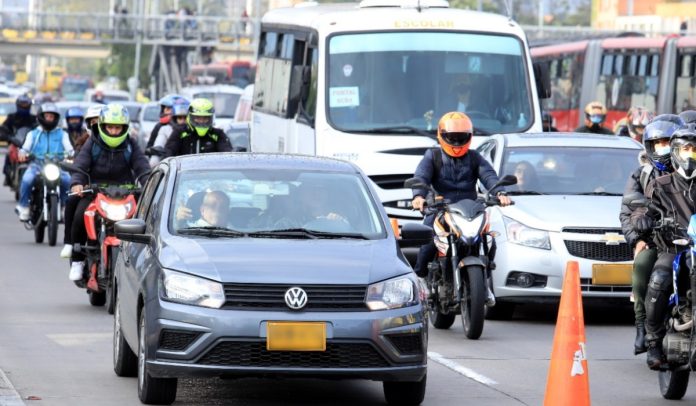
left=405, top=175, right=517, bottom=339
left=8, top=126, right=33, bottom=201
left=23, top=154, right=66, bottom=246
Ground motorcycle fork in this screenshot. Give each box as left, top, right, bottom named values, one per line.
left=450, top=236, right=462, bottom=303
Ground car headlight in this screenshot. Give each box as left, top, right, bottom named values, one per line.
left=161, top=269, right=225, bottom=309
left=366, top=276, right=418, bottom=311
left=99, top=199, right=134, bottom=221
left=43, top=163, right=60, bottom=182
left=504, top=216, right=551, bottom=250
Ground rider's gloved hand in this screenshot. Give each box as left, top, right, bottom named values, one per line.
left=412, top=196, right=426, bottom=212
left=71, top=184, right=84, bottom=197
left=497, top=192, right=513, bottom=207
left=632, top=214, right=654, bottom=234
left=18, top=150, right=28, bottom=162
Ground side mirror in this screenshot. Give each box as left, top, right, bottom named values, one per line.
left=404, top=177, right=428, bottom=190
left=146, top=146, right=165, bottom=157
left=533, top=62, right=551, bottom=100
left=622, top=192, right=649, bottom=210
left=115, top=219, right=152, bottom=244
left=398, top=222, right=433, bottom=248
left=492, top=174, right=518, bottom=190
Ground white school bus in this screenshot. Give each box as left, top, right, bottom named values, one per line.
left=251, top=0, right=547, bottom=220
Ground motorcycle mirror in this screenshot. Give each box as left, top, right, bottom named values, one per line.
left=136, top=170, right=151, bottom=186
left=622, top=192, right=648, bottom=210
left=404, top=177, right=428, bottom=190
left=145, top=146, right=165, bottom=157
left=494, top=174, right=518, bottom=188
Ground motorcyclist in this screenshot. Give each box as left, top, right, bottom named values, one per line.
left=620, top=106, right=654, bottom=142
left=15, top=103, right=73, bottom=221
left=60, top=105, right=103, bottom=259
left=411, top=112, right=512, bottom=305
left=146, top=94, right=181, bottom=149
left=163, top=97, right=232, bottom=157
left=148, top=99, right=189, bottom=166
left=574, top=101, right=614, bottom=135
left=67, top=104, right=149, bottom=281
left=620, top=114, right=683, bottom=355
left=679, top=110, right=696, bottom=125
left=65, top=107, right=90, bottom=149
left=1, top=95, right=37, bottom=186
left=631, top=124, right=696, bottom=370
left=542, top=111, right=558, bottom=132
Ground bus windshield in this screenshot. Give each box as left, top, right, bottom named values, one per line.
left=328, top=31, right=532, bottom=135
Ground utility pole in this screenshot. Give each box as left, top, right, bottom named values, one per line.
left=131, top=0, right=144, bottom=100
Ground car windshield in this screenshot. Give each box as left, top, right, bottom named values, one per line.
left=170, top=169, right=386, bottom=238
left=501, top=146, right=639, bottom=195
left=194, top=92, right=240, bottom=118
left=327, top=31, right=532, bottom=135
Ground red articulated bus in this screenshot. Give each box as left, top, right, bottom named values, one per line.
left=187, top=60, right=255, bottom=88
left=531, top=35, right=696, bottom=132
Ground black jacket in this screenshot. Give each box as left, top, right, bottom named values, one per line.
left=163, top=126, right=232, bottom=158
left=412, top=148, right=500, bottom=202
left=70, top=134, right=150, bottom=187
left=620, top=155, right=669, bottom=249
left=0, top=113, right=37, bottom=140
left=574, top=125, right=614, bottom=135
left=641, top=173, right=696, bottom=253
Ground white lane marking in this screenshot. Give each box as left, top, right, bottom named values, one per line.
left=46, top=333, right=112, bottom=347
left=428, top=351, right=498, bottom=386
left=0, top=368, right=25, bottom=406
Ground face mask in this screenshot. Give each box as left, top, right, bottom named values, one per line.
left=680, top=150, right=696, bottom=160
left=655, top=145, right=671, bottom=156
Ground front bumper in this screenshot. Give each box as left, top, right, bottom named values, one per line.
left=144, top=298, right=428, bottom=382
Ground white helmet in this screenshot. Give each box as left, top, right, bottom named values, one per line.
left=84, top=105, right=104, bottom=123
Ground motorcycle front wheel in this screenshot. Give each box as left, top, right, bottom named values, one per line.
left=47, top=194, right=58, bottom=246
left=460, top=265, right=486, bottom=340
left=659, top=369, right=689, bottom=400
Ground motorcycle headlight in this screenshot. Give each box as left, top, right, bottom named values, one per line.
left=366, top=276, right=418, bottom=311
left=99, top=199, right=134, bottom=221
left=161, top=269, right=225, bottom=309
left=453, top=213, right=485, bottom=239
left=504, top=216, right=551, bottom=250
left=43, top=163, right=60, bottom=182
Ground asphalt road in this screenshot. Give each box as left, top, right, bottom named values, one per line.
left=0, top=175, right=693, bottom=406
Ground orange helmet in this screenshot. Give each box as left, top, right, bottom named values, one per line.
left=437, top=112, right=473, bottom=158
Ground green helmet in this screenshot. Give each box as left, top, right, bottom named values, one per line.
left=98, top=104, right=130, bottom=148
left=187, top=98, right=215, bottom=136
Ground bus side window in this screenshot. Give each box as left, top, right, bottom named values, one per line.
left=254, top=31, right=280, bottom=111
left=675, top=53, right=696, bottom=112
left=301, top=47, right=318, bottom=124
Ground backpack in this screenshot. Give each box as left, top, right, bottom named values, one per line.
left=639, top=164, right=653, bottom=192
left=91, top=138, right=132, bottom=163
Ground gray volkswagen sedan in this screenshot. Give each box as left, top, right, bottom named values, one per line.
left=111, top=153, right=430, bottom=405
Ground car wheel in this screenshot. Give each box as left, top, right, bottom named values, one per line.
left=138, top=309, right=177, bottom=405
left=113, top=293, right=137, bottom=377
left=383, top=373, right=426, bottom=405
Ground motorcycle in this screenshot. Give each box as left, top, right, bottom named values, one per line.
left=60, top=162, right=146, bottom=314
left=404, top=175, right=517, bottom=339
left=22, top=154, right=66, bottom=246
left=625, top=193, right=696, bottom=400
left=7, top=126, right=33, bottom=201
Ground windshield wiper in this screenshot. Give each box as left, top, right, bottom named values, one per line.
left=575, top=192, right=623, bottom=196
left=358, top=126, right=437, bottom=140
left=505, top=190, right=546, bottom=195
left=473, top=128, right=491, bottom=136
left=252, top=228, right=369, bottom=240
left=178, top=226, right=248, bottom=238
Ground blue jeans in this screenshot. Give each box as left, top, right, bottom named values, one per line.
left=414, top=213, right=436, bottom=277
left=19, top=163, right=70, bottom=207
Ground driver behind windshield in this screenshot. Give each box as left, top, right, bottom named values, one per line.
left=176, top=190, right=230, bottom=228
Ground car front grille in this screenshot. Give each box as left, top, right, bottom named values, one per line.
left=159, top=330, right=201, bottom=351
left=197, top=341, right=391, bottom=368
left=580, top=278, right=632, bottom=293
left=386, top=334, right=423, bottom=356
left=222, top=284, right=367, bottom=311
left=563, top=240, right=632, bottom=262
left=562, top=227, right=622, bottom=234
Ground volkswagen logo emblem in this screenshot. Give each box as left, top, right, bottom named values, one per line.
left=284, top=287, right=308, bottom=310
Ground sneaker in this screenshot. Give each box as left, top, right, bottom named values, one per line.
left=60, top=244, right=73, bottom=259
left=69, top=261, right=85, bottom=281
left=485, top=286, right=496, bottom=307
left=15, top=205, right=29, bottom=221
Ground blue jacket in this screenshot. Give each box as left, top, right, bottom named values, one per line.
left=412, top=148, right=501, bottom=202
left=22, top=126, right=73, bottom=159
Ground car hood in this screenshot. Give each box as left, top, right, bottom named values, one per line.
left=159, top=236, right=408, bottom=285
left=497, top=195, right=622, bottom=232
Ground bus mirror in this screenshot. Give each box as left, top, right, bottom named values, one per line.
left=533, top=62, right=551, bottom=99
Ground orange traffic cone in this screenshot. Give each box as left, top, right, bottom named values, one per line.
left=544, top=260, right=590, bottom=406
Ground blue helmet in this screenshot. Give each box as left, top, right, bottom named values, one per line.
left=679, top=110, right=696, bottom=125
left=643, top=114, right=685, bottom=170
left=65, top=107, right=85, bottom=132
left=172, top=102, right=189, bottom=117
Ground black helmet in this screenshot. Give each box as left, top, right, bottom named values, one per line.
left=643, top=114, right=684, bottom=169
left=15, top=94, right=32, bottom=112
left=37, top=102, right=60, bottom=132
left=670, top=124, right=696, bottom=180
left=679, top=110, right=696, bottom=125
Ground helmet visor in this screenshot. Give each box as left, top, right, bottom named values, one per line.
left=441, top=131, right=472, bottom=146
left=191, top=114, right=212, bottom=128
left=672, top=138, right=696, bottom=158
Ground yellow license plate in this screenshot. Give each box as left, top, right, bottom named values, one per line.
left=266, top=322, right=326, bottom=351
left=592, top=263, right=633, bottom=285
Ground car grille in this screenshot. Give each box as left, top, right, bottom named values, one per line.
left=197, top=341, right=391, bottom=368
left=580, top=278, right=632, bottom=293
left=563, top=240, right=632, bottom=262
left=562, top=227, right=622, bottom=234
left=159, top=330, right=201, bottom=351
left=222, top=284, right=367, bottom=311
left=386, top=334, right=423, bottom=356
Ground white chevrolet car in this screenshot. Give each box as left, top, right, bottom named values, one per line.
left=476, top=133, right=642, bottom=318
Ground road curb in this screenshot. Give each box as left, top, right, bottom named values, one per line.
left=0, top=368, right=24, bottom=406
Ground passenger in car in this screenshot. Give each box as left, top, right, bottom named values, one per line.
left=176, top=190, right=230, bottom=227
left=513, top=161, right=539, bottom=192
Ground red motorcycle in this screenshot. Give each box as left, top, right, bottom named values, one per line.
left=61, top=162, right=146, bottom=314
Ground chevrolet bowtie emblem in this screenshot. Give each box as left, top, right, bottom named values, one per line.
left=601, top=232, right=625, bottom=246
